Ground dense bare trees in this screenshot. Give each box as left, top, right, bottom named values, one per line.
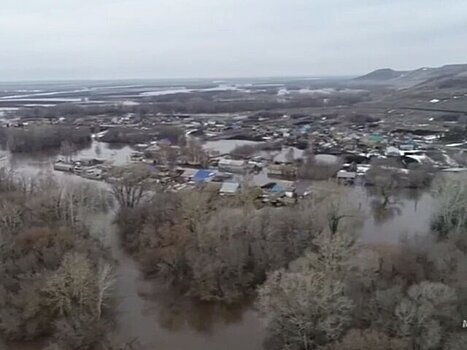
left=257, top=239, right=465, bottom=350
left=366, top=158, right=404, bottom=207
left=115, top=187, right=359, bottom=303
left=6, top=126, right=91, bottom=153
left=182, top=138, right=209, bottom=166
left=431, top=177, right=467, bottom=238
left=257, top=205, right=359, bottom=350
left=110, top=164, right=152, bottom=208
left=2, top=159, right=466, bottom=350
left=60, top=140, right=78, bottom=162
left=0, top=169, right=116, bottom=349
left=254, top=176, right=467, bottom=350
left=259, top=269, right=354, bottom=350
left=298, top=155, right=342, bottom=181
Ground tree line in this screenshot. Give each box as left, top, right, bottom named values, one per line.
left=1, top=125, right=91, bottom=153
left=14, top=90, right=369, bottom=121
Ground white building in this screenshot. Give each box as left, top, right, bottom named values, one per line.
left=218, top=159, right=247, bottom=173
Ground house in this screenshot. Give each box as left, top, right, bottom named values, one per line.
left=385, top=146, right=401, bottom=157
left=181, top=168, right=198, bottom=181
left=369, top=133, right=384, bottom=143
left=292, top=180, right=312, bottom=197
left=53, top=161, right=74, bottom=172
left=400, top=143, right=416, bottom=151
left=135, top=143, right=149, bottom=151
left=268, top=164, right=284, bottom=177
left=218, top=159, right=247, bottom=173
left=267, top=163, right=297, bottom=179
left=130, top=152, right=144, bottom=162
left=357, top=164, right=371, bottom=174
left=144, top=144, right=161, bottom=158
left=219, top=181, right=240, bottom=195
left=191, top=169, right=217, bottom=183
left=273, top=147, right=304, bottom=164
left=261, top=182, right=285, bottom=195
left=337, top=170, right=357, bottom=183
left=75, top=158, right=103, bottom=167
left=81, top=168, right=104, bottom=180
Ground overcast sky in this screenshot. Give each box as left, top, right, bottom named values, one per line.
left=1, top=0, right=466, bottom=81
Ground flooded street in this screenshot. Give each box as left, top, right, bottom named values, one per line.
left=0, top=144, right=439, bottom=350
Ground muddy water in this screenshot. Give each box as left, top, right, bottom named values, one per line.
left=0, top=141, right=134, bottom=176
left=0, top=146, right=439, bottom=350
left=89, top=212, right=266, bottom=350
left=349, top=186, right=436, bottom=244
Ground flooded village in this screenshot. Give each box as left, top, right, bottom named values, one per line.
left=0, top=74, right=467, bottom=350
left=2, top=107, right=465, bottom=204
left=3, top=1, right=467, bottom=348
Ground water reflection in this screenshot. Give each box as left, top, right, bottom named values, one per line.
left=146, top=287, right=253, bottom=334
left=114, top=253, right=265, bottom=350
left=347, top=186, right=435, bottom=244
left=370, top=198, right=404, bottom=225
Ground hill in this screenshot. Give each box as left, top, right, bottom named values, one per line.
left=354, top=64, right=467, bottom=89
left=354, top=68, right=407, bottom=82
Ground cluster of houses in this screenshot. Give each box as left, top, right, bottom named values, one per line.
left=54, top=158, right=106, bottom=180
left=47, top=108, right=467, bottom=205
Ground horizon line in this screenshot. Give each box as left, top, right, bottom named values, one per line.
left=0, top=74, right=356, bottom=85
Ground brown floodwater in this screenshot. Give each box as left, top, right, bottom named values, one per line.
left=0, top=145, right=440, bottom=350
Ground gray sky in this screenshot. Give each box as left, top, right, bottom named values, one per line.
left=1, top=0, right=466, bottom=80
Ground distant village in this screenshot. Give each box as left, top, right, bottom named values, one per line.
left=1, top=109, right=466, bottom=206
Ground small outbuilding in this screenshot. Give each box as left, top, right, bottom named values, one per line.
left=219, top=181, right=240, bottom=195
left=218, top=159, right=247, bottom=173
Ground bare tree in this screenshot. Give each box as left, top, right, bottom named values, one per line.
left=96, top=262, right=116, bottom=320
left=42, top=253, right=96, bottom=318
left=258, top=269, right=354, bottom=349
left=257, top=217, right=359, bottom=349
left=60, top=140, right=77, bottom=162
left=230, top=144, right=257, bottom=159
left=110, top=165, right=152, bottom=208
left=406, top=163, right=435, bottom=189
left=366, top=158, right=404, bottom=207
left=183, top=138, right=209, bottom=166
left=394, top=281, right=458, bottom=350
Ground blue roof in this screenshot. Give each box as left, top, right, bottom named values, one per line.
left=192, top=169, right=215, bottom=182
